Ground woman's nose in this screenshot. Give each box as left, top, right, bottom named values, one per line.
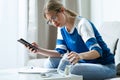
left=52, top=20, right=57, bottom=25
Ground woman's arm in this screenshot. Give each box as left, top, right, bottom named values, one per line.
left=78, top=50, right=100, bottom=60
left=68, top=50, right=100, bottom=64
left=68, top=18, right=102, bottom=64
left=27, top=42, right=61, bottom=57
left=36, top=47, right=61, bottom=57
left=78, top=18, right=103, bottom=57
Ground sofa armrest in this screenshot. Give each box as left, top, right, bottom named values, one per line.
left=115, top=39, right=120, bottom=65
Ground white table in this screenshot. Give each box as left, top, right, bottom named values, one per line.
left=0, top=68, right=83, bottom=80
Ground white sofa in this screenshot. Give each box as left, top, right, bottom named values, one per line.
left=27, top=21, right=120, bottom=76
left=99, top=22, right=120, bottom=65
left=99, top=22, right=120, bottom=76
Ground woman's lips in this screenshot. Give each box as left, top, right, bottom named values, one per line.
left=56, top=24, right=60, bottom=27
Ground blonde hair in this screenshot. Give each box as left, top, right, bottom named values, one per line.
left=43, top=0, right=77, bottom=19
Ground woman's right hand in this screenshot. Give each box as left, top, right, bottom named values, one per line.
left=26, top=42, right=40, bottom=53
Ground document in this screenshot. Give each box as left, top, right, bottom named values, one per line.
left=18, top=67, right=57, bottom=74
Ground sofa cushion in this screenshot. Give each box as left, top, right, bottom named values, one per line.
left=100, top=33, right=119, bottom=54
left=99, top=29, right=119, bottom=55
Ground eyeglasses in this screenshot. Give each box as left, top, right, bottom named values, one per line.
left=47, top=9, right=61, bottom=25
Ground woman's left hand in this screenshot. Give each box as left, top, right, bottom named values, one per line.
left=67, top=51, right=81, bottom=65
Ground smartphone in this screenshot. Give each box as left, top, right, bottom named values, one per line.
left=17, top=38, right=38, bottom=50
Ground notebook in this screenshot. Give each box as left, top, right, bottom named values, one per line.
left=18, top=67, right=57, bottom=74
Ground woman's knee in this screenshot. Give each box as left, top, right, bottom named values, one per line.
left=70, top=63, right=86, bottom=75
left=70, top=63, right=116, bottom=80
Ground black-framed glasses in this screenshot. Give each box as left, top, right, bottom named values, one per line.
left=47, top=9, right=61, bottom=25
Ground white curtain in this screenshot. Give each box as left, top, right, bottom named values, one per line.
left=0, top=0, right=28, bottom=69
left=0, top=0, right=19, bottom=69
left=18, top=0, right=29, bottom=67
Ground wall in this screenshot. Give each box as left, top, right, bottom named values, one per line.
left=91, top=0, right=120, bottom=28
left=102, top=0, right=120, bottom=21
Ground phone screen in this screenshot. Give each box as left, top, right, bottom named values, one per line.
left=17, top=38, right=38, bottom=50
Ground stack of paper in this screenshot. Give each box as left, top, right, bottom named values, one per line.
left=18, top=67, right=57, bottom=74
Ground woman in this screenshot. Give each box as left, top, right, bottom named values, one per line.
left=27, top=0, right=116, bottom=80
